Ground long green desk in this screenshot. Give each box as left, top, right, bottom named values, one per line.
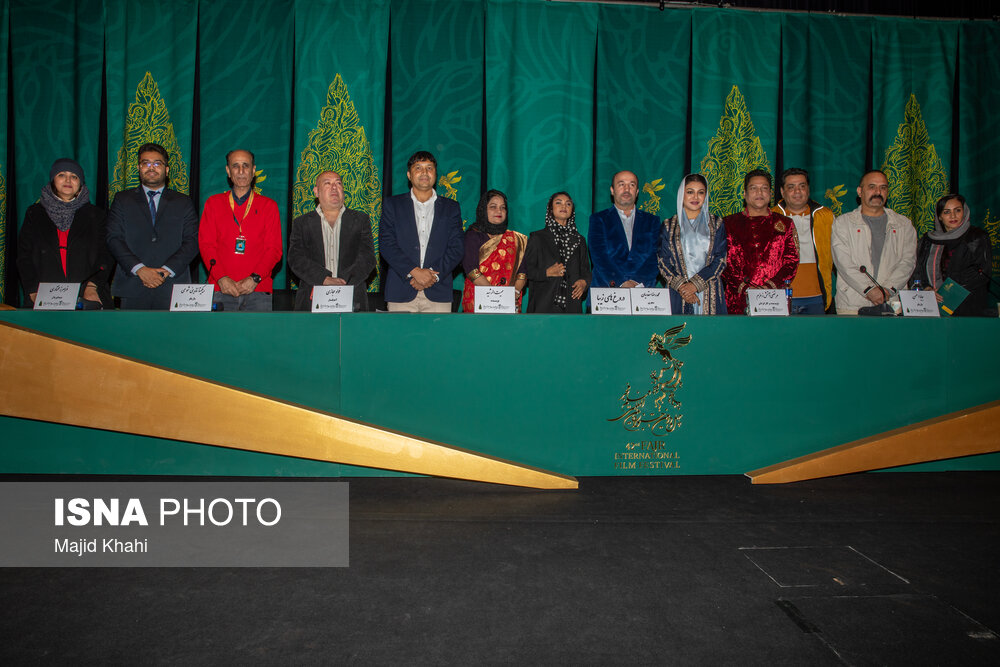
left=1, top=311, right=998, bottom=477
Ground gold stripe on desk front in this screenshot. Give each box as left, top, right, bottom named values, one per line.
left=747, top=400, right=1000, bottom=484
left=0, top=321, right=577, bottom=490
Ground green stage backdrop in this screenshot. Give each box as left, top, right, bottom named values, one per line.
left=2, top=0, right=1000, bottom=304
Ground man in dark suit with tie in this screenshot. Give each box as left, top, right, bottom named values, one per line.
left=106, top=142, right=199, bottom=309
left=379, top=151, right=464, bottom=312
left=588, top=170, right=661, bottom=291
left=287, top=170, right=376, bottom=312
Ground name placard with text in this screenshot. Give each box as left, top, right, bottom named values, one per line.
left=170, top=284, right=214, bottom=312
left=474, top=286, right=516, bottom=313
left=33, top=283, right=79, bottom=310
left=591, top=288, right=632, bottom=315
left=312, top=285, right=353, bottom=313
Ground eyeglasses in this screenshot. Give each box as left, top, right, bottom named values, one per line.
left=140, top=160, right=165, bottom=169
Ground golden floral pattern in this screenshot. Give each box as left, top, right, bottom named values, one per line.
left=293, top=74, right=383, bottom=289
left=881, top=94, right=949, bottom=236
left=109, top=72, right=190, bottom=201
left=699, top=86, right=771, bottom=219
left=609, top=325, right=692, bottom=436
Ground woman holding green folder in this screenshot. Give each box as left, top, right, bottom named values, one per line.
left=912, top=194, right=993, bottom=316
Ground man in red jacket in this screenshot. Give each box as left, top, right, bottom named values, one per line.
left=198, top=149, right=283, bottom=310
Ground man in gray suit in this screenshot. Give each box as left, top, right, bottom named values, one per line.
left=288, top=170, right=376, bottom=311
left=106, top=142, right=199, bottom=309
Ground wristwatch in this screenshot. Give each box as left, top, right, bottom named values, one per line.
left=250, top=273, right=262, bottom=284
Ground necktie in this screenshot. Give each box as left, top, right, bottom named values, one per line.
left=148, top=190, right=159, bottom=226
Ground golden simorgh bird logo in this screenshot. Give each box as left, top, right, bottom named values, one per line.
left=824, top=184, right=849, bottom=217
left=109, top=72, right=190, bottom=202
left=640, top=179, right=666, bottom=216
left=438, top=170, right=470, bottom=230
left=609, top=324, right=692, bottom=436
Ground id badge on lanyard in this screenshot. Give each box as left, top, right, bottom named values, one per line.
left=229, top=191, right=254, bottom=255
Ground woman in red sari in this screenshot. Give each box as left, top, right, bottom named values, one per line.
left=461, top=189, right=528, bottom=312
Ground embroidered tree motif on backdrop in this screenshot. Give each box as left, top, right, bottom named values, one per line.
left=110, top=72, right=189, bottom=202
left=881, top=94, right=949, bottom=236
left=294, top=74, right=383, bottom=290
left=699, top=86, right=771, bottom=219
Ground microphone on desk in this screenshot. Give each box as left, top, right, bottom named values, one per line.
left=858, top=265, right=895, bottom=316
left=206, top=259, right=216, bottom=284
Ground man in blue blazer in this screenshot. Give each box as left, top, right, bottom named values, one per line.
left=588, top=170, right=661, bottom=291
left=379, top=151, right=464, bottom=312
left=107, top=143, right=199, bottom=309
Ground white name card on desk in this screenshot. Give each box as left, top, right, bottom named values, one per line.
left=899, top=290, right=940, bottom=317
left=591, top=288, right=632, bottom=315
left=33, top=282, right=79, bottom=310
left=170, top=284, right=214, bottom=311
left=747, top=289, right=789, bottom=316
left=630, top=288, right=671, bottom=315
left=312, top=285, right=353, bottom=312
left=474, top=285, right=516, bottom=313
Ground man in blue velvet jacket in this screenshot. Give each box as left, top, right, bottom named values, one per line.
left=588, top=170, right=661, bottom=291
left=379, top=151, right=464, bottom=312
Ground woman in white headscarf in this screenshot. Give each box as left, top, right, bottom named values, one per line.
left=911, top=193, right=993, bottom=316
left=656, top=173, right=727, bottom=314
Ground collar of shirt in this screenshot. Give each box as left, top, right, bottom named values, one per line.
left=142, top=185, right=162, bottom=198
left=232, top=188, right=252, bottom=206
left=410, top=189, right=438, bottom=209
left=614, top=205, right=635, bottom=223
left=316, top=204, right=346, bottom=226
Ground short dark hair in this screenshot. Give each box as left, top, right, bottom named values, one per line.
left=779, top=167, right=809, bottom=191
left=935, top=193, right=966, bottom=220
left=743, top=169, right=772, bottom=192
left=137, top=143, right=168, bottom=164
left=859, top=169, right=887, bottom=186
left=407, top=151, right=437, bottom=171
left=226, top=149, right=255, bottom=166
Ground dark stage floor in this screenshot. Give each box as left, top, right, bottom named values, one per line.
left=2, top=472, right=998, bottom=665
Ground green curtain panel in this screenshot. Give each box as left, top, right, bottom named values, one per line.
left=0, top=0, right=7, bottom=302
left=105, top=0, right=197, bottom=201
left=197, top=0, right=294, bottom=286
left=595, top=5, right=691, bottom=221
left=779, top=13, right=871, bottom=217
left=389, top=0, right=484, bottom=294
left=873, top=18, right=958, bottom=235
left=485, top=0, right=598, bottom=235
left=958, top=22, right=1000, bottom=276
left=10, top=0, right=103, bottom=227
left=292, top=0, right=388, bottom=290
left=690, top=8, right=781, bottom=218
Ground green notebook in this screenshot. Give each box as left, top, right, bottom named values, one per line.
left=938, top=278, right=970, bottom=316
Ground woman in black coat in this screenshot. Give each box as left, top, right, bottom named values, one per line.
left=521, top=191, right=591, bottom=313
left=911, top=193, right=993, bottom=317
left=17, top=158, right=112, bottom=308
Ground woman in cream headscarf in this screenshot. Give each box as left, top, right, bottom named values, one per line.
left=656, top=173, right=727, bottom=314
left=911, top=193, right=992, bottom=316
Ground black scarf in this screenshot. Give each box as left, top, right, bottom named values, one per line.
left=545, top=211, right=582, bottom=309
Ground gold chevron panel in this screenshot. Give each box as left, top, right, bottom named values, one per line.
left=0, top=322, right=577, bottom=490
left=747, top=400, right=1000, bottom=484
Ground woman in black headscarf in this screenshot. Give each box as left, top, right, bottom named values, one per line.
left=461, top=189, right=528, bottom=312
left=520, top=191, right=591, bottom=313
left=911, top=194, right=993, bottom=316
left=17, top=158, right=112, bottom=308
